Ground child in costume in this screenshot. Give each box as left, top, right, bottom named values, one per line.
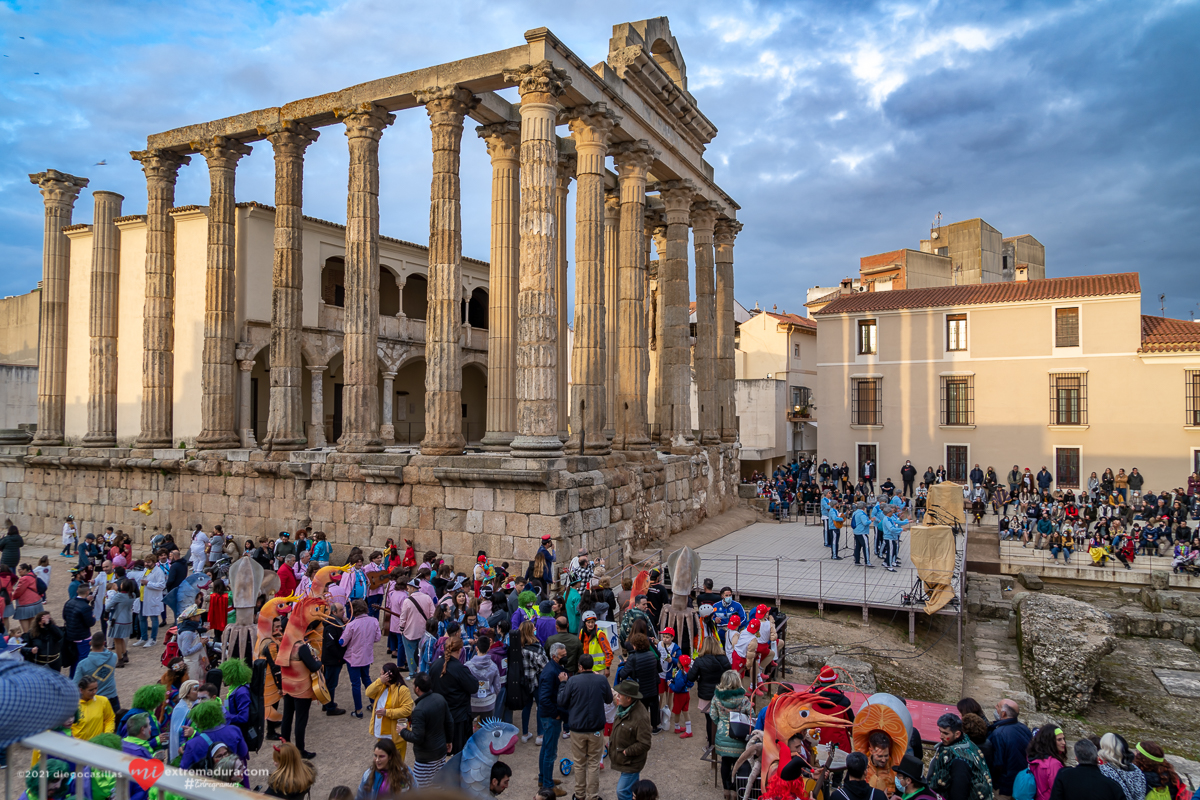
left=656, top=627, right=681, bottom=728
left=668, top=654, right=695, bottom=737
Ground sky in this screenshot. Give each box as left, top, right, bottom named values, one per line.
left=1, top=0, right=1198, bottom=320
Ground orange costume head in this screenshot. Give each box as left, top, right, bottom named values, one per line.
left=311, top=564, right=350, bottom=598
left=851, top=693, right=911, bottom=774
left=761, top=689, right=854, bottom=795
left=627, top=569, right=650, bottom=610
left=255, top=596, right=295, bottom=652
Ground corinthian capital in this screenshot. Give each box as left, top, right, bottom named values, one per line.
left=564, top=103, right=621, bottom=149
left=556, top=152, right=577, bottom=190
left=130, top=150, right=191, bottom=184
left=414, top=85, right=480, bottom=125
left=690, top=201, right=721, bottom=232
left=28, top=169, right=89, bottom=208
left=263, top=120, right=320, bottom=158
left=192, top=135, right=253, bottom=169
left=659, top=179, right=696, bottom=220
left=715, top=218, right=744, bottom=244
left=503, top=59, right=571, bottom=102
left=335, top=103, right=396, bottom=141
left=477, top=121, right=521, bottom=160
left=611, top=140, right=658, bottom=179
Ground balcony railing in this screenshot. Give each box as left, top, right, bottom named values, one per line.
left=787, top=407, right=814, bottom=422
left=319, top=304, right=487, bottom=349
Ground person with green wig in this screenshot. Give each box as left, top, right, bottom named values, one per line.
left=511, top=590, right=541, bottom=630
left=178, top=699, right=249, bottom=786
left=117, top=683, right=166, bottom=747
left=121, top=714, right=156, bottom=800
left=219, top=657, right=260, bottom=752
left=19, top=758, right=72, bottom=800
left=83, top=733, right=122, bottom=800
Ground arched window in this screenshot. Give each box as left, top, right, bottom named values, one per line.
left=467, top=288, right=489, bottom=329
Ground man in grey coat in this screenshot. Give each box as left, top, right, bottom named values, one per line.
left=557, top=654, right=613, bottom=800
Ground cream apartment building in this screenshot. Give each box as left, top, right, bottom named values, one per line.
left=813, top=273, right=1200, bottom=490
left=733, top=306, right=818, bottom=475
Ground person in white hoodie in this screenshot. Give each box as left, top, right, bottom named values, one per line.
left=466, top=634, right=501, bottom=722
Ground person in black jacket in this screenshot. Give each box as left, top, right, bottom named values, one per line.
left=1050, top=739, right=1124, bottom=800
left=617, top=633, right=662, bottom=734
left=557, top=654, right=612, bottom=800
left=0, top=522, right=23, bottom=571
left=61, top=588, right=96, bottom=678
left=21, top=611, right=64, bottom=671
left=163, top=550, right=189, bottom=622
left=429, top=638, right=476, bottom=756
left=687, top=636, right=732, bottom=750
left=645, top=570, right=670, bottom=627
left=900, top=461, right=917, bottom=498
left=401, top=673, right=454, bottom=789
left=537, top=642, right=569, bottom=795
left=320, top=602, right=348, bottom=716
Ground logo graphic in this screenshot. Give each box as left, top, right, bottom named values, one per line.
left=129, top=758, right=165, bottom=791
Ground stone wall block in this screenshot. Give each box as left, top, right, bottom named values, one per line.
left=541, top=490, right=569, bottom=517
left=365, top=483, right=399, bottom=506
left=466, top=509, right=485, bottom=533
left=412, top=484, right=445, bottom=508
left=483, top=511, right=507, bottom=536
left=434, top=508, right=466, bottom=531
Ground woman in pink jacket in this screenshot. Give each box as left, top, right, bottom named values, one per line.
left=1026, top=722, right=1067, bottom=800
left=339, top=598, right=381, bottom=719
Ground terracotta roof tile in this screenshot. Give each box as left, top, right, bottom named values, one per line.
left=812, top=273, right=1140, bottom=316
left=1140, top=315, right=1200, bottom=353
left=764, top=311, right=816, bottom=329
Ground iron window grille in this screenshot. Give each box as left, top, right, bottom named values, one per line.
left=1056, top=448, right=1081, bottom=489
left=851, top=379, right=881, bottom=426
left=1050, top=373, right=1087, bottom=425
left=1188, top=370, right=1200, bottom=426
left=1055, top=307, right=1080, bottom=347
left=941, top=376, right=974, bottom=426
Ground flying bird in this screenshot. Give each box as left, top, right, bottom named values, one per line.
left=95, top=160, right=107, bottom=166
left=132, top=500, right=153, bottom=516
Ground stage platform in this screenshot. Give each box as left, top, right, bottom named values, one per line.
left=695, top=518, right=966, bottom=627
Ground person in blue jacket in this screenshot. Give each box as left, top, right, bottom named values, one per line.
left=880, top=505, right=911, bottom=572
left=116, top=684, right=166, bottom=746
left=667, top=654, right=696, bottom=737
left=120, top=714, right=156, bottom=800
left=871, top=500, right=886, bottom=558
left=851, top=502, right=874, bottom=567
left=710, top=587, right=745, bottom=643
left=537, top=641, right=569, bottom=794
left=827, top=503, right=844, bottom=559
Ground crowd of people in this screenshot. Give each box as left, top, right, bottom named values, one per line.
left=2, top=513, right=1197, bottom=800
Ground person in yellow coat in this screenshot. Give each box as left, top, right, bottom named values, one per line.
left=365, top=662, right=415, bottom=759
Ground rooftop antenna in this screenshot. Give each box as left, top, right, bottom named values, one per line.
left=1160, top=293, right=1166, bottom=317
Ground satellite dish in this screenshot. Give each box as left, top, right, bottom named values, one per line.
left=931, top=230, right=940, bottom=239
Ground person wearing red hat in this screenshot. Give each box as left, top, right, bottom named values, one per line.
left=753, top=609, right=777, bottom=684
left=656, top=627, right=681, bottom=730
left=730, top=618, right=757, bottom=676
left=810, top=665, right=855, bottom=752
left=472, top=551, right=489, bottom=598
left=667, top=654, right=695, bottom=737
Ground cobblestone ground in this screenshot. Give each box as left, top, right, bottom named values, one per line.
left=9, top=545, right=729, bottom=800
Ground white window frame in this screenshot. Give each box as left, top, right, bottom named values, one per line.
left=1052, top=304, right=1082, bottom=355
left=944, top=310, right=969, bottom=356
left=857, top=317, right=878, bottom=358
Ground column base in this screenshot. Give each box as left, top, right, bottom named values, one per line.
left=241, top=429, right=258, bottom=450
left=81, top=433, right=117, bottom=448
left=337, top=434, right=384, bottom=453
left=479, top=431, right=516, bottom=452
left=700, top=432, right=722, bottom=446
left=261, top=434, right=309, bottom=452
left=32, top=431, right=64, bottom=447
left=564, top=433, right=612, bottom=456
left=611, top=434, right=653, bottom=452
left=196, top=431, right=242, bottom=450
left=380, top=424, right=396, bottom=444
left=420, top=432, right=465, bottom=457
left=509, top=434, right=565, bottom=459
left=135, top=435, right=173, bottom=449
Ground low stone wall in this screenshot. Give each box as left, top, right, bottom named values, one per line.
left=0, top=443, right=741, bottom=568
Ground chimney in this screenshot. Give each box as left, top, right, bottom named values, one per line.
left=1015, top=263, right=1029, bottom=282
left=839, top=277, right=853, bottom=295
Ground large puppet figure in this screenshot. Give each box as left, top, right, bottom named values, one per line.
left=436, top=719, right=520, bottom=797
left=254, top=596, right=294, bottom=734
left=224, top=549, right=265, bottom=663
left=759, top=689, right=854, bottom=800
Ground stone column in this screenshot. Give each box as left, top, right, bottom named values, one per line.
left=130, top=150, right=190, bottom=449
left=195, top=137, right=253, bottom=449
left=502, top=60, right=570, bottom=458
left=337, top=103, right=394, bottom=453
left=477, top=121, right=521, bottom=451
left=715, top=219, right=743, bottom=443
left=692, top=202, right=720, bottom=446
left=554, top=151, right=575, bottom=442
left=82, top=190, right=122, bottom=447
left=394, top=274, right=406, bottom=317
left=566, top=105, right=618, bottom=455
left=414, top=85, right=476, bottom=456
left=603, top=189, right=620, bottom=441
left=380, top=371, right=397, bottom=443
left=307, top=364, right=328, bottom=447
left=610, top=141, right=657, bottom=451
left=659, top=180, right=697, bottom=452
left=648, top=215, right=666, bottom=442
left=239, top=359, right=256, bottom=449
left=29, top=170, right=89, bottom=447
left=263, top=122, right=319, bottom=451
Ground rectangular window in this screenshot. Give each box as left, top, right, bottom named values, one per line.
left=936, top=246, right=948, bottom=256
left=791, top=386, right=812, bottom=410
left=1056, top=448, right=1081, bottom=489
left=946, top=446, right=968, bottom=483
left=858, top=444, right=878, bottom=480
left=851, top=379, right=881, bottom=426
left=1050, top=373, right=1087, bottom=425
left=794, top=343, right=801, bottom=358
left=858, top=319, right=877, bottom=355
left=942, top=376, right=974, bottom=426
left=1055, top=307, right=1080, bottom=347
left=1188, top=371, right=1200, bottom=426
left=947, top=314, right=967, bottom=351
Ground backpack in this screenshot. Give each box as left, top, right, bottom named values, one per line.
left=349, top=570, right=366, bottom=600
left=233, top=681, right=265, bottom=753
left=161, top=636, right=180, bottom=667
left=1012, top=768, right=1036, bottom=800
left=35, top=576, right=47, bottom=596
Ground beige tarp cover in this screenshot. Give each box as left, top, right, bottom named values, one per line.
left=926, top=481, right=966, bottom=524
left=909, top=524, right=956, bottom=614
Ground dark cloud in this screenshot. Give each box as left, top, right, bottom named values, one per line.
left=0, top=0, right=1196, bottom=321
